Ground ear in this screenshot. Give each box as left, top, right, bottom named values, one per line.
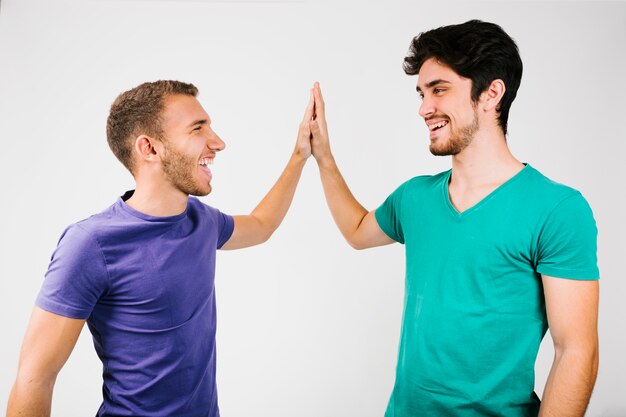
left=481, top=79, right=506, bottom=112
left=133, top=134, right=162, bottom=164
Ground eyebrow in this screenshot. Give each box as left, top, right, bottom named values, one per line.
left=187, top=119, right=209, bottom=129
left=416, top=79, right=451, bottom=93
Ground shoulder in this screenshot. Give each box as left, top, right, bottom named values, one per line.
left=187, top=197, right=234, bottom=245
left=405, top=170, right=449, bottom=188
left=187, top=196, right=224, bottom=218
left=515, top=165, right=594, bottom=218
left=46, top=221, right=109, bottom=286
left=394, top=170, right=450, bottom=195
left=530, top=169, right=599, bottom=279
left=60, top=201, right=120, bottom=243
left=378, top=170, right=449, bottom=215
left=55, top=222, right=102, bottom=254
left=187, top=197, right=233, bottom=230
left=523, top=165, right=584, bottom=202
left=67, top=200, right=124, bottom=241
left=524, top=167, right=597, bottom=243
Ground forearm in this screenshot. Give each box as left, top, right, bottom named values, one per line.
left=539, top=347, right=599, bottom=417
left=7, top=376, right=55, bottom=417
left=316, top=154, right=368, bottom=246
left=249, top=149, right=307, bottom=239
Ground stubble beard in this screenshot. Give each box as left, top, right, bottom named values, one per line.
left=429, top=110, right=479, bottom=156
left=161, top=144, right=211, bottom=197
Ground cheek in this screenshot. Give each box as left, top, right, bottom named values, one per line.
left=193, top=136, right=210, bottom=153
left=180, top=140, right=203, bottom=159
left=448, top=106, right=473, bottom=126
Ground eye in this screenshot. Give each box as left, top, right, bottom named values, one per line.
left=433, top=88, right=445, bottom=95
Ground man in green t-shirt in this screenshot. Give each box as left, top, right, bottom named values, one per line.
left=307, top=20, right=599, bottom=416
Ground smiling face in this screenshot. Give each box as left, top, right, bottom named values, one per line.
left=158, top=94, right=225, bottom=196
left=417, top=58, right=480, bottom=156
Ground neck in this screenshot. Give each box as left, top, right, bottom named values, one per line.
left=124, top=177, right=189, bottom=217
left=450, top=126, right=524, bottom=189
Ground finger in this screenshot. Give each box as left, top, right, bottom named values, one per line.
left=303, top=88, right=315, bottom=122
left=313, top=82, right=326, bottom=121
left=314, top=81, right=325, bottom=109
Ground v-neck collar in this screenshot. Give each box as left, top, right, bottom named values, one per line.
left=442, top=163, right=531, bottom=219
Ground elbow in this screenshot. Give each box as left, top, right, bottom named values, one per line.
left=259, top=231, right=273, bottom=245
left=554, top=341, right=599, bottom=380
left=8, top=370, right=57, bottom=417
left=256, top=223, right=275, bottom=245
left=346, top=237, right=367, bottom=250
left=14, top=368, right=57, bottom=392
left=250, top=216, right=276, bottom=246
left=555, top=343, right=598, bottom=364
left=15, top=358, right=62, bottom=390
left=589, top=342, right=600, bottom=376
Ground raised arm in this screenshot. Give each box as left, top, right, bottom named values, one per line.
left=221, top=90, right=314, bottom=250
left=7, top=307, right=85, bottom=417
left=309, top=82, right=393, bottom=250
left=538, top=275, right=599, bottom=417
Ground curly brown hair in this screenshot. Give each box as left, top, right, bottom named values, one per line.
left=106, top=80, right=198, bottom=174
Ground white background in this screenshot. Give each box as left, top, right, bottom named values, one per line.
left=1, top=1, right=624, bottom=416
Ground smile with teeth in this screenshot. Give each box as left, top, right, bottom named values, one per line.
left=199, top=157, right=214, bottom=179
left=199, top=157, right=213, bottom=166
left=428, top=120, right=449, bottom=131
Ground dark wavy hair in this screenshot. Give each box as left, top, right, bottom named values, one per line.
left=106, top=80, right=198, bottom=174
left=404, top=20, right=523, bottom=135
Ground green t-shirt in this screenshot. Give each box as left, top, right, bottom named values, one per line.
left=375, top=164, right=599, bottom=417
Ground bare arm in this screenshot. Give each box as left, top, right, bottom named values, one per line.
left=221, top=90, right=314, bottom=250
left=309, top=82, right=393, bottom=250
left=7, top=307, right=85, bottom=417
left=538, top=276, right=599, bottom=417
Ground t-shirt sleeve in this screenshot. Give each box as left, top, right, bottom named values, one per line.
left=375, top=182, right=407, bottom=244
left=215, top=210, right=235, bottom=249
left=36, top=225, right=110, bottom=319
left=535, top=192, right=599, bottom=280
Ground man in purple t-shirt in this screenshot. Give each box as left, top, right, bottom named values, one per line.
left=7, top=80, right=316, bottom=417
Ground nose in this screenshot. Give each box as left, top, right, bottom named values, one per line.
left=208, top=129, right=226, bottom=152
left=418, top=96, right=435, bottom=119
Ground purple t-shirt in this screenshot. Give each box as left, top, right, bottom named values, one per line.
left=36, top=192, right=234, bottom=417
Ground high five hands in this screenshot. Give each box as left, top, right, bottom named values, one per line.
left=309, top=82, right=332, bottom=164
left=295, top=82, right=332, bottom=165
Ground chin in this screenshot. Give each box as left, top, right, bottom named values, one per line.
left=430, top=145, right=457, bottom=156
left=429, top=141, right=451, bottom=156
left=192, top=186, right=212, bottom=197
left=182, top=181, right=212, bottom=197
left=429, top=135, right=470, bottom=156
left=202, top=182, right=213, bottom=196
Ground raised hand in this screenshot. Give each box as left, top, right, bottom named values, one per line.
left=294, top=88, right=315, bottom=160
left=220, top=88, right=314, bottom=250
left=309, top=82, right=332, bottom=163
